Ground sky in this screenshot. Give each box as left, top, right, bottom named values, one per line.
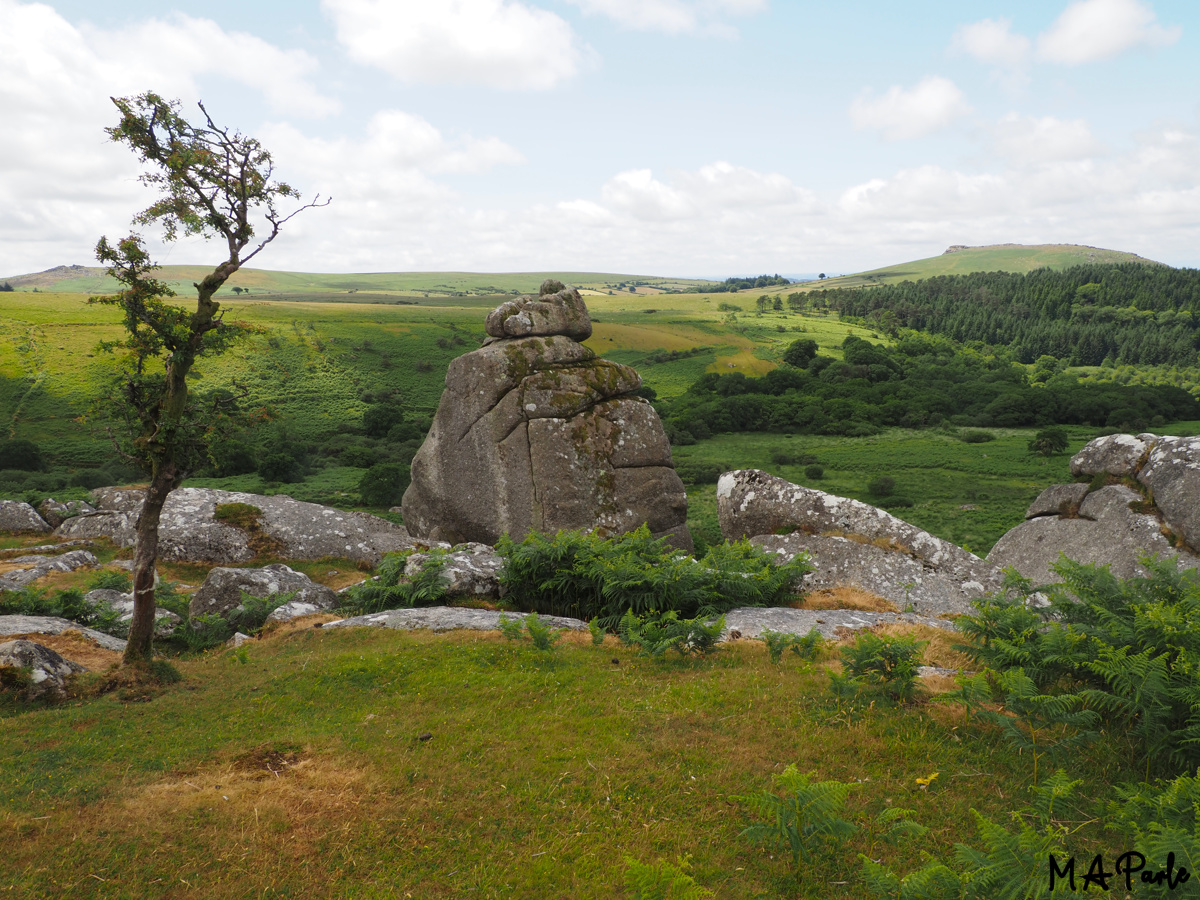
left=1, top=0, right=1198, bottom=279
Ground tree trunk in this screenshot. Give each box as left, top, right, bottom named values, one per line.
left=123, top=460, right=179, bottom=665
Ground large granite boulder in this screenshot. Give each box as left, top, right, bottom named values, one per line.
left=402, top=289, right=690, bottom=550
left=189, top=563, right=338, bottom=619
left=56, top=487, right=415, bottom=565
left=0, top=640, right=85, bottom=700
left=988, top=483, right=1196, bottom=586
left=0, top=550, right=98, bottom=591
left=717, top=470, right=1004, bottom=615
left=0, top=501, right=50, bottom=533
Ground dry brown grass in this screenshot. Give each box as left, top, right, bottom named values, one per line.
left=1, top=631, right=122, bottom=671
left=793, top=586, right=899, bottom=613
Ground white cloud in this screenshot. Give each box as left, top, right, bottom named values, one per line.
left=951, top=18, right=1031, bottom=67
left=849, top=76, right=971, bottom=141
left=993, top=114, right=1104, bottom=165
left=562, top=0, right=766, bottom=35
left=322, top=0, right=590, bottom=89
left=1037, top=0, right=1181, bottom=64
left=601, top=169, right=694, bottom=219
left=0, top=0, right=338, bottom=275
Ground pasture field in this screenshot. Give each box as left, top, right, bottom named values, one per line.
left=0, top=621, right=1135, bottom=899
left=674, top=423, right=1200, bottom=556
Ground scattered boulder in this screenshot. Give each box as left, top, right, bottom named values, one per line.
left=189, top=563, right=337, bottom=620
left=36, top=498, right=94, bottom=529
left=83, top=589, right=180, bottom=639
left=988, top=484, right=1194, bottom=586
left=0, top=549, right=98, bottom=591
left=403, top=289, right=690, bottom=550
left=0, top=639, right=85, bottom=699
left=265, top=600, right=325, bottom=624
left=57, top=487, right=415, bottom=565
left=1025, top=483, right=1089, bottom=519
left=0, top=615, right=128, bottom=651
left=990, top=433, right=1200, bottom=586
left=0, top=500, right=50, bottom=534
left=404, top=542, right=504, bottom=601
left=716, top=470, right=1004, bottom=615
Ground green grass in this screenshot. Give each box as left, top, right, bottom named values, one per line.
left=675, top=424, right=1195, bottom=556
left=0, top=626, right=1137, bottom=898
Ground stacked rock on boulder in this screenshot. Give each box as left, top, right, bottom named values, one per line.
left=717, top=469, right=1005, bottom=616
left=988, top=433, right=1200, bottom=586
left=402, top=281, right=691, bottom=550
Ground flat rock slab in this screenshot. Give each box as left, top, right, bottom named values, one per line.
left=57, top=487, right=414, bottom=565
left=325, top=608, right=589, bottom=633
left=0, top=615, right=128, bottom=651
left=322, top=605, right=952, bottom=642
left=0, top=541, right=96, bottom=558
left=721, top=608, right=955, bottom=641
left=0, top=549, right=98, bottom=590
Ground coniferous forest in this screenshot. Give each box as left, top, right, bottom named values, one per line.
left=809, top=263, right=1200, bottom=366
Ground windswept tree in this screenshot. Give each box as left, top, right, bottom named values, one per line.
left=93, top=92, right=326, bottom=665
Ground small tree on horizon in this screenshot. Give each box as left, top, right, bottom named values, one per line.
left=92, top=91, right=326, bottom=665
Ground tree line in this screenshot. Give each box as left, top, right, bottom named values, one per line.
left=659, top=334, right=1199, bottom=442
left=806, top=263, right=1200, bottom=366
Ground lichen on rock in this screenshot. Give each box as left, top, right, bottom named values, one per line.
left=403, top=287, right=690, bottom=551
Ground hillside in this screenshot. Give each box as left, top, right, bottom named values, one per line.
left=788, top=243, right=1163, bottom=292
left=0, top=265, right=713, bottom=298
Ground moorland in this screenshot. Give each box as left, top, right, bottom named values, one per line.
left=4, top=243, right=1200, bottom=898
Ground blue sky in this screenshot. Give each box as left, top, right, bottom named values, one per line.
left=1, top=0, right=1197, bottom=277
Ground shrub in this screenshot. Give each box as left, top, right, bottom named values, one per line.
left=1028, top=426, right=1069, bottom=456
left=498, top=612, right=563, bottom=651
left=497, top=527, right=811, bottom=629
left=782, top=338, right=819, bottom=369
left=337, top=550, right=449, bottom=616
left=803, top=464, right=824, bottom=480
left=358, top=462, right=411, bottom=507
left=957, top=557, right=1200, bottom=775
left=363, top=403, right=405, bottom=438
left=837, top=631, right=924, bottom=703
left=618, top=610, right=725, bottom=659
left=738, top=766, right=856, bottom=868
left=258, top=452, right=301, bottom=482
left=340, top=445, right=379, bottom=468
left=0, top=587, right=124, bottom=635
left=866, top=475, right=896, bottom=497
left=760, top=627, right=823, bottom=663
left=880, top=496, right=913, bottom=509
left=960, top=430, right=996, bottom=444
left=88, top=570, right=132, bottom=593
left=675, top=462, right=724, bottom=485
left=0, top=440, right=43, bottom=471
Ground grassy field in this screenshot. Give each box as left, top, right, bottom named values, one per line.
left=0, top=619, right=1139, bottom=899
left=675, top=426, right=1102, bottom=557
